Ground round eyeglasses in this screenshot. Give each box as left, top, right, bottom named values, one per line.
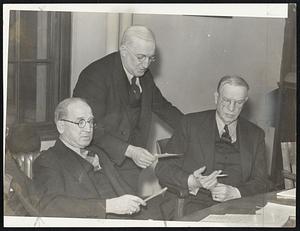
left=125, top=46, right=156, bottom=64
left=60, top=118, right=96, bottom=128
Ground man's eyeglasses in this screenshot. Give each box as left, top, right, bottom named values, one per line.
left=220, top=96, right=246, bottom=107
left=126, top=46, right=156, bottom=64
left=60, top=118, right=96, bottom=129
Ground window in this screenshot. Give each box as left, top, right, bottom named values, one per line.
left=6, top=11, right=71, bottom=140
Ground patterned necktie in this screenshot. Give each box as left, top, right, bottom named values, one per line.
left=221, top=125, right=232, bottom=143
left=81, top=149, right=102, bottom=171
left=130, top=76, right=141, bottom=100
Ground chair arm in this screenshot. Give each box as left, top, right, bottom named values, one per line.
left=282, top=170, right=296, bottom=181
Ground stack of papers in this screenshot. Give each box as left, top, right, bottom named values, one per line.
left=199, top=202, right=295, bottom=227
left=276, top=188, right=296, bottom=200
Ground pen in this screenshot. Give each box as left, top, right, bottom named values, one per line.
left=216, top=174, right=228, bottom=177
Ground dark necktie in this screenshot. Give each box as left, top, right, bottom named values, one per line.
left=81, top=149, right=102, bottom=171
left=221, top=125, right=232, bottom=143
left=130, top=76, right=141, bottom=100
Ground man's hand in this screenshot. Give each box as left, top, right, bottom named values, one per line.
left=125, top=145, right=156, bottom=168
left=193, top=166, right=221, bottom=190
left=188, top=166, right=221, bottom=195
left=210, top=183, right=241, bottom=202
left=106, top=194, right=146, bottom=215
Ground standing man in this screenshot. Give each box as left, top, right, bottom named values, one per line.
left=73, top=26, right=183, bottom=192
left=155, top=75, right=271, bottom=216
left=33, top=98, right=164, bottom=219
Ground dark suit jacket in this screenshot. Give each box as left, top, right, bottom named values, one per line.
left=155, top=110, right=270, bottom=197
left=73, top=52, right=183, bottom=166
left=33, top=139, right=135, bottom=218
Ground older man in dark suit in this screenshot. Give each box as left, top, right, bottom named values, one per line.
left=155, top=75, right=271, bottom=216
left=73, top=26, right=183, bottom=192
left=33, top=98, right=167, bottom=219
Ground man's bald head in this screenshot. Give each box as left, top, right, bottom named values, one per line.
left=121, top=25, right=155, bottom=47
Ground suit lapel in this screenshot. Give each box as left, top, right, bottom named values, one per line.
left=88, top=145, right=135, bottom=195
left=112, top=52, right=129, bottom=105
left=137, top=71, right=152, bottom=145
left=54, top=140, right=99, bottom=194
left=197, top=111, right=216, bottom=174
left=237, top=119, right=253, bottom=182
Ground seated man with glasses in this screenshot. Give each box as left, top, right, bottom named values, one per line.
left=33, top=97, right=168, bottom=219
left=73, top=25, right=183, bottom=192
left=155, top=75, right=271, bottom=216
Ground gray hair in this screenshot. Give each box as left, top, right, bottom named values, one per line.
left=120, top=25, right=155, bottom=47
left=217, top=75, right=250, bottom=93
left=54, top=97, right=88, bottom=124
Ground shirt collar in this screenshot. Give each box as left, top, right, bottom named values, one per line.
left=121, top=61, right=142, bottom=92
left=59, top=137, right=88, bottom=159
left=215, top=112, right=237, bottom=142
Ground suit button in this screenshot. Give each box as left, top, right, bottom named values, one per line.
left=121, top=131, right=126, bottom=135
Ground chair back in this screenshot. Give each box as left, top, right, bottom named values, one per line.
left=281, top=142, right=296, bottom=189
left=13, top=152, right=40, bottom=179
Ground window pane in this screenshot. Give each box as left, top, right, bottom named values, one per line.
left=9, top=11, right=16, bottom=60
left=6, top=64, right=17, bottom=125
left=19, top=11, right=48, bottom=60
left=19, top=63, right=48, bottom=123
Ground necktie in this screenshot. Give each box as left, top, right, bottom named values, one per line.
left=221, top=125, right=232, bottom=143
left=130, top=76, right=141, bottom=100
left=81, top=149, right=102, bottom=171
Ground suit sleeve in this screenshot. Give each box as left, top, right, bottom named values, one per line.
left=155, top=116, right=191, bottom=194
left=73, top=66, right=129, bottom=165
left=151, top=83, right=183, bottom=129
left=33, top=153, right=107, bottom=218
left=237, top=129, right=271, bottom=196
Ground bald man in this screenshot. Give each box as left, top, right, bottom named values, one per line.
left=73, top=25, right=183, bottom=192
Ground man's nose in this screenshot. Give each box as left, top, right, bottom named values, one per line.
left=83, top=123, right=93, bottom=132
left=228, top=100, right=236, bottom=111
left=142, top=57, right=151, bottom=68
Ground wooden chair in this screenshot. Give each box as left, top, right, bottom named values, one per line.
left=156, top=138, right=188, bottom=219
left=281, top=142, right=296, bottom=189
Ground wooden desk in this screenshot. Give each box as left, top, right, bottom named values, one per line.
left=180, top=190, right=296, bottom=226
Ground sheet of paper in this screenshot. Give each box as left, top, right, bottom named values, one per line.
left=144, top=187, right=168, bottom=202
left=276, top=188, right=296, bottom=199
left=199, top=202, right=295, bottom=227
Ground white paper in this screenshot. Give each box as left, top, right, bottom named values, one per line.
left=276, top=188, right=296, bottom=199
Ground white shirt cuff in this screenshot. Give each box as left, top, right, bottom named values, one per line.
left=188, top=174, right=200, bottom=195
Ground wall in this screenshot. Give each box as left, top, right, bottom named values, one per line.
left=68, top=12, right=285, bottom=174
left=70, top=12, right=108, bottom=93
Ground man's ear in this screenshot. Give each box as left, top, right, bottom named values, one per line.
left=119, top=45, right=126, bottom=57
left=214, top=92, right=219, bottom=105
left=56, top=121, right=64, bottom=134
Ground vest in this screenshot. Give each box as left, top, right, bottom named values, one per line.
left=214, top=125, right=243, bottom=187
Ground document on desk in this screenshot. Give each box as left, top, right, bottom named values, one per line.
left=276, top=188, right=296, bottom=199
left=200, top=214, right=264, bottom=227
left=256, top=202, right=296, bottom=217
left=199, top=202, right=296, bottom=227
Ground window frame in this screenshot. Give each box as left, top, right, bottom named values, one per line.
left=7, top=11, right=71, bottom=140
